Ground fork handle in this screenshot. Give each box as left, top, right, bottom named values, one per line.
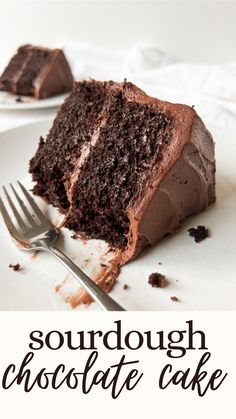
left=48, top=245, right=125, bottom=311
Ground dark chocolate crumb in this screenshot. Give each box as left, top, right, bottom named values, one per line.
left=187, top=225, right=209, bottom=243
left=171, top=296, right=179, bottom=302
left=71, top=232, right=79, bottom=239
left=9, top=263, right=21, bottom=271
left=148, top=272, right=165, bottom=288
left=16, top=96, right=23, bottom=103
left=123, top=284, right=129, bottom=290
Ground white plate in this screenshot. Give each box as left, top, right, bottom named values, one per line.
left=0, top=119, right=235, bottom=311
left=0, top=91, right=68, bottom=110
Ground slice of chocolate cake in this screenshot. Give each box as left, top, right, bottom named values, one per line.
left=30, top=80, right=215, bottom=264
left=0, top=44, right=73, bottom=99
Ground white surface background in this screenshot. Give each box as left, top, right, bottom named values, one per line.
left=1, top=0, right=236, bottom=67
left=1, top=0, right=236, bottom=132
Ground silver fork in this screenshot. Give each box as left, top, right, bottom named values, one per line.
left=0, top=181, right=125, bottom=311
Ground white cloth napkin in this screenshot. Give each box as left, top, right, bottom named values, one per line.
left=1, top=43, right=236, bottom=133
left=64, top=43, right=236, bottom=132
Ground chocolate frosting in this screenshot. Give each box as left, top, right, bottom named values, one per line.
left=121, top=116, right=215, bottom=263
left=34, top=49, right=74, bottom=99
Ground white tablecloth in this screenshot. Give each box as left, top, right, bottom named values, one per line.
left=1, top=44, right=236, bottom=133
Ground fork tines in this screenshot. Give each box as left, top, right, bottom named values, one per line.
left=0, top=181, right=49, bottom=238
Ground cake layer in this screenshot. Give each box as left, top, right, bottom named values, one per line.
left=30, top=80, right=215, bottom=262
left=16, top=47, right=51, bottom=96
left=30, top=81, right=111, bottom=210
left=0, top=46, right=29, bottom=93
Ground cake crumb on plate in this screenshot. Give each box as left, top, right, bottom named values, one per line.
left=71, top=232, right=79, bottom=240
left=171, top=296, right=179, bottom=302
left=9, top=263, right=21, bottom=271
left=187, top=225, right=209, bottom=242
left=148, top=272, right=165, bottom=288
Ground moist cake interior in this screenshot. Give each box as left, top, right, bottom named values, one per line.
left=66, top=94, right=173, bottom=248
left=30, top=81, right=174, bottom=249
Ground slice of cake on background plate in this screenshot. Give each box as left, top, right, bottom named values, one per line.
left=0, top=44, right=73, bottom=99
left=30, top=80, right=215, bottom=291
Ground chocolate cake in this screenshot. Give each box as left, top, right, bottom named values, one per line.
left=0, top=44, right=73, bottom=99
left=30, top=80, right=215, bottom=264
